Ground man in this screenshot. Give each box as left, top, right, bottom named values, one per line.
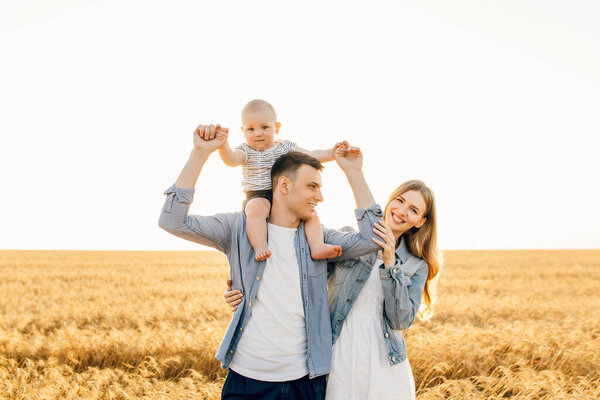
left=159, top=125, right=382, bottom=399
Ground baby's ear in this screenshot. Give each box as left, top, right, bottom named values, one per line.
left=275, top=122, right=281, bottom=134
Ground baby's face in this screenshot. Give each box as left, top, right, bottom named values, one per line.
left=241, top=109, right=280, bottom=151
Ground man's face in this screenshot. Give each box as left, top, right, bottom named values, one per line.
left=286, top=165, right=324, bottom=220
left=241, top=108, right=280, bottom=151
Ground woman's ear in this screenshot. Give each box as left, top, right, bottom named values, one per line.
left=415, top=217, right=427, bottom=229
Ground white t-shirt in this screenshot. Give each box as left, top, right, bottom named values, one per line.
left=229, top=223, right=308, bottom=381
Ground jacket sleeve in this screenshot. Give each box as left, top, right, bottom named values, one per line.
left=378, top=258, right=429, bottom=330
left=322, top=204, right=383, bottom=262
left=158, top=185, right=235, bottom=253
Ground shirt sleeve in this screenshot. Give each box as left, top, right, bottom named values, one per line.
left=158, top=185, right=236, bottom=253
left=235, top=143, right=249, bottom=164
left=322, top=204, right=383, bottom=262
left=280, top=139, right=297, bottom=153
left=378, top=258, right=428, bottom=330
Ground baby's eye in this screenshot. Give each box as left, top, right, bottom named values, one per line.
left=262, top=126, right=268, bottom=129
left=248, top=128, right=254, bottom=131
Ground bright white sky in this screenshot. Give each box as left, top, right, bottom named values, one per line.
left=1, top=0, right=599, bottom=250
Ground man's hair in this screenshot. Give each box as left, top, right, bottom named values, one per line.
left=271, top=151, right=324, bottom=189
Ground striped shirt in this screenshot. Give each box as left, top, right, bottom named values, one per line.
left=236, top=139, right=297, bottom=192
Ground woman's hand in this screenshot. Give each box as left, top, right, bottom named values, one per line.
left=333, top=141, right=363, bottom=173
left=224, top=279, right=244, bottom=312
left=372, top=220, right=397, bottom=268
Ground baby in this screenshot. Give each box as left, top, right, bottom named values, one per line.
left=197, top=99, right=342, bottom=261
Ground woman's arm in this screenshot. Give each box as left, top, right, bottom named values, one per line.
left=333, top=143, right=376, bottom=209
left=379, top=260, right=428, bottom=330
left=372, top=220, right=427, bottom=330
left=322, top=142, right=381, bottom=261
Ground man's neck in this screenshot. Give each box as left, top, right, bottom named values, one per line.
left=269, top=202, right=300, bottom=229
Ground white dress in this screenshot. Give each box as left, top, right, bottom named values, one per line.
left=326, top=260, right=416, bottom=400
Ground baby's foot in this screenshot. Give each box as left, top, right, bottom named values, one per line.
left=311, top=244, right=342, bottom=260
left=254, top=245, right=272, bottom=261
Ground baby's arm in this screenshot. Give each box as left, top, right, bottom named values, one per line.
left=294, top=146, right=335, bottom=163
left=218, top=141, right=246, bottom=167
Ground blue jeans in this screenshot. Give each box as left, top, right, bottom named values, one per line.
left=222, top=369, right=327, bottom=400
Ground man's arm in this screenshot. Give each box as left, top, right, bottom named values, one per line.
left=159, top=125, right=236, bottom=253
left=295, top=146, right=334, bottom=163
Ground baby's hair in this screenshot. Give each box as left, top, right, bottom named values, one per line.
left=242, top=99, right=277, bottom=121
left=271, top=151, right=323, bottom=189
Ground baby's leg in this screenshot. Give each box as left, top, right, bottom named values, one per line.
left=305, top=212, right=342, bottom=260
left=245, top=197, right=272, bottom=261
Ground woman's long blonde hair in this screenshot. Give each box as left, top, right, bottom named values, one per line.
left=384, top=180, right=443, bottom=321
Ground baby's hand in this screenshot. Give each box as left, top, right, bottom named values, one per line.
left=197, top=124, right=229, bottom=141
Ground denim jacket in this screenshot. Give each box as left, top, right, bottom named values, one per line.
left=158, top=185, right=383, bottom=378
left=327, top=231, right=428, bottom=365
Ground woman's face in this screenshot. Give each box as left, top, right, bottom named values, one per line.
left=384, top=190, right=428, bottom=239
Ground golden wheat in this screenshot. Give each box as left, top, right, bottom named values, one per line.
left=1, top=250, right=599, bottom=399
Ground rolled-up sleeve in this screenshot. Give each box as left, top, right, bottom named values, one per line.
left=379, top=259, right=428, bottom=330
left=322, top=204, right=383, bottom=262
left=158, top=185, right=234, bottom=253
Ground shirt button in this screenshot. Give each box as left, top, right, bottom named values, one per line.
left=230, top=350, right=233, bottom=354
left=239, top=327, right=243, bottom=331
left=385, top=333, right=389, bottom=338
left=393, top=268, right=398, bottom=273
left=249, top=302, right=252, bottom=306
left=392, top=357, right=396, bottom=362
left=256, top=276, right=260, bottom=280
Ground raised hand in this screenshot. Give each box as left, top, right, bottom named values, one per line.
left=193, top=124, right=229, bottom=153
left=334, top=141, right=363, bottom=173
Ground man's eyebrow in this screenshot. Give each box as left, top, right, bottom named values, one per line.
left=308, top=181, right=322, bottom=187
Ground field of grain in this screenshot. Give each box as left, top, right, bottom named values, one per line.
left=0, top=250, right=599, bottom=399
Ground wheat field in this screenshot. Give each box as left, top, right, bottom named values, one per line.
left=0, top=250, right=599, bottom=399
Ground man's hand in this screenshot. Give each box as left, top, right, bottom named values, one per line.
left=193, top=124, right=229, bottom=153
left=334, top=140, right=363, bottom=173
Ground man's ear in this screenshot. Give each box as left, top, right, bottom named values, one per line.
left=415, top=217, right=427, bottom=229
left=278, top=176, right=289, bottom=194
left=275, top=122, right=281, bottom=134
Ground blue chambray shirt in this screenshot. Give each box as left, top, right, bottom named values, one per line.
left=158, top=185, right=382, bottom=379
left=328, top=234, right=428, bottom=365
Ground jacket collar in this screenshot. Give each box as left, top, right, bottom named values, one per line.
left=395, top=235, right=411, bottom=264
left=366, top=235, right=412, bottom=265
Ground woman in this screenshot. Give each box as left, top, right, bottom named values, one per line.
left=225, top=145, right=442, bottom=399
